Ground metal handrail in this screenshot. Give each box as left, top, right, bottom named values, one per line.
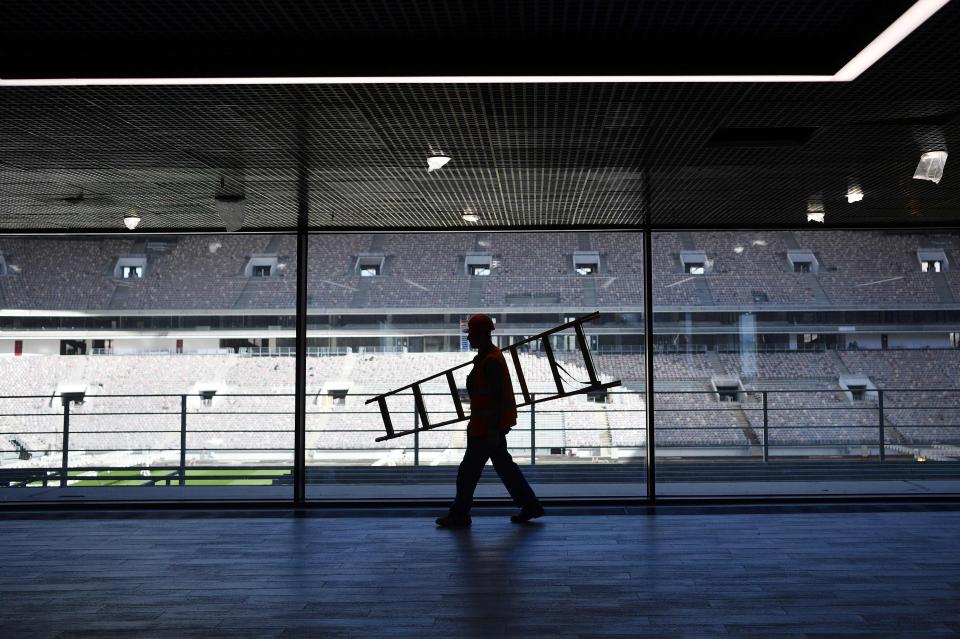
left=2, top=387, right=959, bottom=488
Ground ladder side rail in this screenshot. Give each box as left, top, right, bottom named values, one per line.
left=507, top=311, right=600, bottom=350
left=365, top=360, right=473, bottom=405
left=375, top=415, right=464, bottom=442
left=376, top=381, right=622, bottom=442
left=516, top=380, right=622, bottom=409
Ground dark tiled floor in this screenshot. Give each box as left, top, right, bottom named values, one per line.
left=1, top=507, right=959, bottom=638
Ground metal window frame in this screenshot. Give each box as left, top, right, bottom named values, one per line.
left=4, top=220, right=960, bottom=509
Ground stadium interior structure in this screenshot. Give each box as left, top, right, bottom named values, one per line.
left=1, top=229, right=959, bottom=500
left=5, top=4, right=960, bottom=639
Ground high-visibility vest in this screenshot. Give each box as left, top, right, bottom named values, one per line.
left=466, top=347, right=518, bottom=436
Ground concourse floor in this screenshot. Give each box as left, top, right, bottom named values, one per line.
left=1, top=505, right=959, bottom=638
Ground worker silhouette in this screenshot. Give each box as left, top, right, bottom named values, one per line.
left=436, top=314, right=544, bottom=528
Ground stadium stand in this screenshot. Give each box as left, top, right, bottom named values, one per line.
left=840, top=350, right=960, bottom=444
left=719, top=352, right=843, bottom=380
left=2, top=229, right=960, bottom=475
left=4, top=230, right=960, bottom=310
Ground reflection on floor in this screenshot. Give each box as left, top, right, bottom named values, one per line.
left=1, top=506, right=959, bottom=638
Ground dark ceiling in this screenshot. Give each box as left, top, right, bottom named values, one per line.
left=0, top=0, right=958, bottom=232
left=0, top=0, right=917, bottom=77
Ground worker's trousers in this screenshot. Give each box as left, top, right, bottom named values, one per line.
left=450, top=431, right=539, bottom=515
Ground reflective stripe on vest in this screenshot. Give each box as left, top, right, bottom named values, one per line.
left=466, top=347, right=518, bottom=436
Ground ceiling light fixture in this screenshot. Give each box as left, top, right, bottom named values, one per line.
left=846, top=184, right=864, bottom=203
left=123, top=210, right=141, bottom=230
left=215, top=176, right=246, bottom=231
left=461, top=210, right=480, bottom=223
left=913, top=150, right=948, bottom=184
left=807, top=199, right=825, bottom=223
left=427, top=155, right=451, bottom=173
left=1, top=1, right=947, bottom=87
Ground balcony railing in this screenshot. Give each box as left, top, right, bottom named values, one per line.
left=1, top=389, right=958, bottom=491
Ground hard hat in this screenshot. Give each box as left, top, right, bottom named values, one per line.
left=466, top=314, right=496, bottom=333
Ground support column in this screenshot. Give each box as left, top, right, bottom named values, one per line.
left=643, top=229, right=656, bottom=500
left=293, top=132, right=310, bottom=506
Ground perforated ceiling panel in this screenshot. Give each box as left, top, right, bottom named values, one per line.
left=0, top=1, right=958, bottom=232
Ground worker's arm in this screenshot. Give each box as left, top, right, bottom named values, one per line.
left=483, top=357, right=504, bottom=445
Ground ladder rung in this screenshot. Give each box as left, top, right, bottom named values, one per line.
left=376, top=397, right=394, bottom=438
left=575, top=323, right=600, bottom=385
left=540, top=336, right=565, bottom=395
left=447, top=371, right=465, bottom=420
left=411, top=384, right=430, bottom=430
left=517, top=380, right=622, bottom=409
left=509, top=346, right=531, bottom=404
left=374, top=415, right=464, bottom=442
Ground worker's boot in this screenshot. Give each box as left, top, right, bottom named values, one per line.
left=435, top=512, right=472, bottom=529
left=510, top=502, right=545, bottom=523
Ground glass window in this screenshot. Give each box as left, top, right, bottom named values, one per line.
left=0, top=233, right=295, bottom=503
left=654, top=230, right=960, bottom=497
left=307, top=231, right=645, bottom=500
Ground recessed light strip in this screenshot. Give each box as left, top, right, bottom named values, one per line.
left=0, top=0, right=949, bottom=87
left=0, top=74, right=838, bottom=87
left=835, top=0, right=951, bottom=80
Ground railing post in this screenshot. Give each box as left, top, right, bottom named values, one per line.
left=60, top=401, right=70, bottom=488
left=179, top=394, right=187, bottom=486
left=413, top=407, right=419, bottom=467
left=878, top=389, right=886, bottom=462
left=530, top=394, right=536, bottom=466
left=762, top=391, right=769, bottom=463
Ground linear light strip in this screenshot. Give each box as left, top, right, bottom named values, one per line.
left=0, top=0, right=950, bottom=87
left=0, top=74, right=838, bottom=86
left=835, top=0, right=951, bottom=80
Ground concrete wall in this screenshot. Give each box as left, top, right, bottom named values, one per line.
left=849, top=333, right=952, bottom=350
left=182, top=337, right=221, bottom=353
left=111, top=337, right=178, bottom=354
left=17, top=339, right=60, bottom=355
